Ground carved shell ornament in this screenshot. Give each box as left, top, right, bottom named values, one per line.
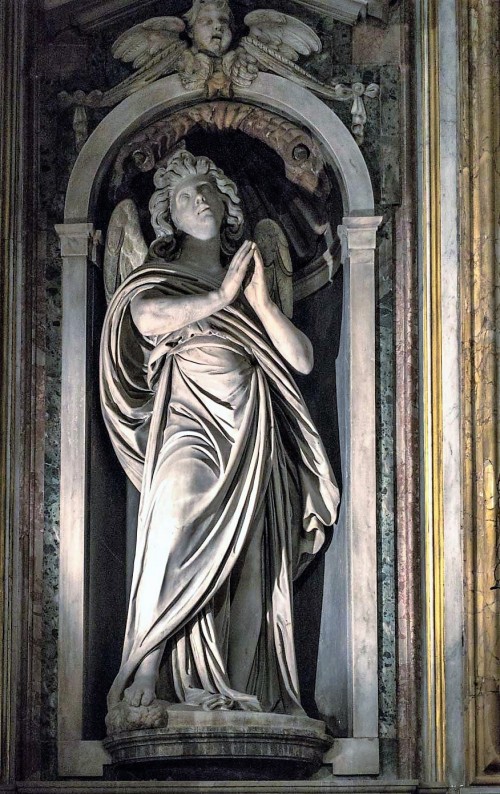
left=59, top=0, right=379, bottom=148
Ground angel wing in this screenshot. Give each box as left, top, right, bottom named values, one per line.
left=241, top=9, right=366, bottom=110
left=104, top=199, right=148, bottom=303
left=255, top=219, right=294, bottom=319
left=95, top=17, right=189, bottom=106
left=112, top=17, right=186, bottom=70
left=241, top=10, right=321, bottom=62
left=58, top=17, right=188, bottom=114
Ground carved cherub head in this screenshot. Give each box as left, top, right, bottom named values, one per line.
left=149, top=150, right=243, bottom=256
left=183, top=0, right=233, bottom=57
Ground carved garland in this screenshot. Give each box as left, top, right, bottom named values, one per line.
left=111, top=101, right=327, bottom=198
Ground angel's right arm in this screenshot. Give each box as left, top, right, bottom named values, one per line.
left=131, top=288, right=228, bottom=336
left=130, top=241, right=255, bottom=336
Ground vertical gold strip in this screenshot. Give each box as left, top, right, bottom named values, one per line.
left=420, top=0, right=446, bottom=781
left=420, top=0, right=434, bottom=772
left=472, top=2, right=499, bottom=780
left=428, top=0, right=446, bottom=779
left=460, top=0, right=500, bottom=783
left=458, top=1, right=475, bottom=781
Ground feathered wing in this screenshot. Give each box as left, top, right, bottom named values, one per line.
left=255, top=219, right=294, bottom=319
left=242, top=10, right=321, bottom=62
left=59, top=17, right=188, bottom=112
left=112, top=17, right=186, bottom=70
left=104, top=199, right=148, bottom=304
left=99, top=17, right=188, bottom=105
left=241, top=9, right=364, bottom=106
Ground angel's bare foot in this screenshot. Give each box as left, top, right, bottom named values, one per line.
left=123, top=645, right=164, bottom=708
left=123, top=674, right=156, bottom=707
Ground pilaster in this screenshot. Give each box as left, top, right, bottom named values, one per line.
left=54, top=223, right=109, bottom=777
left=0, top=0, right=43, bottom=783
left=321, top=215, right=382, bottom=775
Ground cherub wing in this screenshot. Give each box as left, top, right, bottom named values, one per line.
left=255, top=219, right=294, bottom=319
left=104, top=199, right=148, bottom=303
left=241, top=9, right=321, bottom=64
left=60, top=17, right=187, bottom=112
left=241, top=9, right=353, bottom=104
left=112, top=16, right=187, bottom=72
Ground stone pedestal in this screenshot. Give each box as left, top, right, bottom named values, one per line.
left=103, top=708, right=331, bottom=781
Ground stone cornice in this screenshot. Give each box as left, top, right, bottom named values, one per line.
left=44, top=0, right=387, bottom=31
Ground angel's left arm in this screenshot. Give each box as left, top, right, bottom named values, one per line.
left=245, top=246, right=313, bottom=374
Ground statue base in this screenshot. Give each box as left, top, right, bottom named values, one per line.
left=103, top=705, right=332, bottom=781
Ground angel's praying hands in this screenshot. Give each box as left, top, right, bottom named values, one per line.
left=244, top=245, right=313, bottom=374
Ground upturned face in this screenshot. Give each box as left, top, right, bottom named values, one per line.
left=191, top=5, right=232, bottom=56
left=171, top=174, right=225, bottom=240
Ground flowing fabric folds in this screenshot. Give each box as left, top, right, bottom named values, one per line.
left=100, top=261, right=339, bottom=711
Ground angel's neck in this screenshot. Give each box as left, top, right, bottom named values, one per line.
left=178, top=234, right=224, bottom=275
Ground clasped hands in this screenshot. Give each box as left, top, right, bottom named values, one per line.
left=218, top=240, right=270, bottom=311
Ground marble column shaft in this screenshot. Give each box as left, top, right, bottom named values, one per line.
left=416, top=0, right=465, bottom=784
left=0, top=0, right=44, bottom=783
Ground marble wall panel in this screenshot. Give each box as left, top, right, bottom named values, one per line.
left=41, top=234, right=61, bottom=780
left=39, top=79, right=80, bottom=779
left=376, top=217, right=396, bottom=742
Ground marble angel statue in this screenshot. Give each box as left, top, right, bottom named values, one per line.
left=100, top=150, right=339, bottom=720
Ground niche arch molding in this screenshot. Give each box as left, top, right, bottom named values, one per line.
left=56, top=73, right=382, bottom=778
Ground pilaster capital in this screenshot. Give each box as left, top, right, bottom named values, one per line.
left=55, top=223, right=101, bottom=261
left=337, top=215, right=383, bottom=263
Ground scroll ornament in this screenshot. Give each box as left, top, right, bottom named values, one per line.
left=59, top=2, right=379, bottom=149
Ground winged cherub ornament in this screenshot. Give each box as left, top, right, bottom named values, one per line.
left=59, top=0, right=378, bottom=147
left=111, top=0, right=256, bottom=98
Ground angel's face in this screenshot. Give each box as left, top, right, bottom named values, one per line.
left=191, top=5, right=232, bottom=56
left=171, top=175, right=225, bottom=240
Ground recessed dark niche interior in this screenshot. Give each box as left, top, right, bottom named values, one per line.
left=85, top=125, right=343, bottom=740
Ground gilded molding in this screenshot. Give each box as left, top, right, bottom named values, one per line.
left=418, top=0, right=446, bottom=781
left=459, top=0, right=500, bottom=784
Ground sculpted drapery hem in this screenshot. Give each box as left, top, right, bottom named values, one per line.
left=100, top=261, right=339, bottom=712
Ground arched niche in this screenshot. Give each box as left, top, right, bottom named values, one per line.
left=56, top=73, right=382, bottom=778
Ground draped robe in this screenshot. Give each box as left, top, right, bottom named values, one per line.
left=100, top=261, right=339, bottom=713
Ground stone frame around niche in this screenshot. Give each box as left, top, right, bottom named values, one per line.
left=55, top=73, right=382, bottom=779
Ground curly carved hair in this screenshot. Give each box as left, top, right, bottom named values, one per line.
left=149, top=150, right=244, bottom=258
left=183, top=0, right=233, bottom=34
